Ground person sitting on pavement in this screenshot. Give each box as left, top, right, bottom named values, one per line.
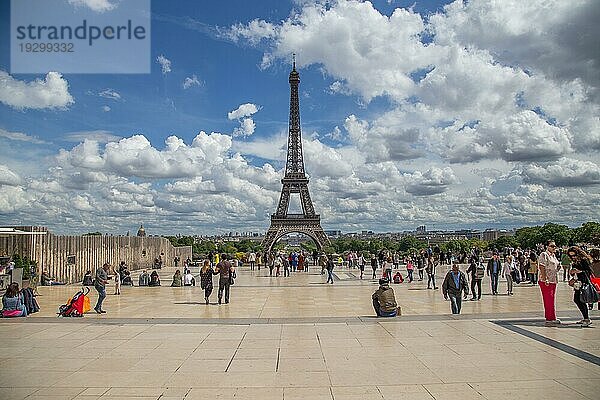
left=40, top=269, right=66, bottom=286
left=171, top=269, right=183, bottom=287
left=149, top=270, right=161, bottom=286
left=118, top=262, right=133, bottom=286
left=2, top=282, right=27, bottom=317
left=372, top=278, right=399, bottom=317
left=138, top=270, right=149, bottom=286
left=183, top=270, right=195, bottom=286
left=393, top=271, right=404, bottom=284
left=82, top=270, right=94, bottom=286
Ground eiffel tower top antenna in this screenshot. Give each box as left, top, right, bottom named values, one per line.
left=292, top=53, right=296, bottom=70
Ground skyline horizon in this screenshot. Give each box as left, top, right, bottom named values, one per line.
left=7, top=220, right=598, bottom=238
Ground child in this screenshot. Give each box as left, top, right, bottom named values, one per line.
left=113, top=268, right=121, bottom=295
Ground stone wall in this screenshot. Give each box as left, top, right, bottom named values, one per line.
left=0, top=226, right=191, bottom=284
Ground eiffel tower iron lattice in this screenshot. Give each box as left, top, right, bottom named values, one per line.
left=262, top=56, right=330, bottom=252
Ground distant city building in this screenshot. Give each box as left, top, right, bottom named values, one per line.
left=416, top=225, right=426, bottom=234
left=324, top=230, right=342, bottom=237
left=137, top=224, right=146, bottom=237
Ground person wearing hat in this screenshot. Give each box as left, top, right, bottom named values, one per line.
left=372, top=278, right=399, bottom=317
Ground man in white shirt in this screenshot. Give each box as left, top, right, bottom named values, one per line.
left=183, top=271, right=195, bottom=286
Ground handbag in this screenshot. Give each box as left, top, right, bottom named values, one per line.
left=2, top=309, right=22, bottom=317
left=580, top=282, right=599, bottom=304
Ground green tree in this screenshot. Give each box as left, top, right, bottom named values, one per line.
left=397, top=236, right=426, bottom=252
left=515, top=226, right=542, bottom=249
left=489, top=235, right=518, bottom=250
left=572, top=222, right=600, bottom=245
left=538, top=223, right=572, bottom=247
left=515, top=223, right=572, bottom=248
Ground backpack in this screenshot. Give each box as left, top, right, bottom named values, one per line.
left=475, top=263, right=485, bottom=280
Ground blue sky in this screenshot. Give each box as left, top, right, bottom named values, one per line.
left=0, top=0, right=598, bottom=235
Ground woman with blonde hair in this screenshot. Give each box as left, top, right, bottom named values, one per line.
left=199, top=260, right=214, bottom=305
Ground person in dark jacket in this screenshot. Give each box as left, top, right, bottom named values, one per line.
left=466, top=257, right=484, bottom=300
left=372, top=279, right=398, bottom=317
left=214, top=254, right=235, bottom=304
left=326, top=256, right=335, bottom=284
left=442, top=264, right=469, bottom=314
left=487, top=253, right=502, bottom=295
left=82, top=270, right=94, bottom=286
left=567, top=246, right=593, bottom=327
left=149, top=270, right=161, bottom=286
left=94, top=263, right=110, bottom=314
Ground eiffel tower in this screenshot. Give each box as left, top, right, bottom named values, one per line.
left=262, top=55, right=330, bottom=252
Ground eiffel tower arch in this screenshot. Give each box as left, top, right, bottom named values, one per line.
left=263, top=55, right=330, bottom=253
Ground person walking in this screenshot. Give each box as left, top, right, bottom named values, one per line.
left=538, top=240, right=561, bottom=326
left=268, top=253, right=275, bottom=277
left=358, top=253, right=365, bottom=279
left=417, top=253, right=425, bottom=281
left=215, top=254, right=235, bottom=304
left=371, top=255, right=378, bottom=279
left=283, top=255, right=291, bottom=277
left=113, top=266, right=121, bottom=295
left=200, top=260, right=214, bottom=304
left=426, top=256, right=437, bottom=289
left=372, top=279, right=399, bottom=317
left=487, top=252, right=502, bottom=295
left=94, top=263, right=110, bottom=314
left=503, top=255, right=514, bottom=296
left=567, top=246, right=594, bottom=327
left=248, top=252, right=256, bottom=271
left=528, top=252, right=539, bottom=284
left=291, top=252, right=298, bottom=272
left=275, top=254, right=282, bottom=277
left=326, top=256, right=334, bottom=284
left=466, top=256, right=483, bottom=300
left=442, top=264, right=469, bottom=314
left=382, top=257, right=393, bottom=282
left=406, top=258, right=414, bottom=282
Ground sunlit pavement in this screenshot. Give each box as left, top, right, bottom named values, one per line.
left=1, top=264, right=598, bottom=399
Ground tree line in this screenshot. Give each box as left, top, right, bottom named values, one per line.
left=165, top=222, right=599, bottom=257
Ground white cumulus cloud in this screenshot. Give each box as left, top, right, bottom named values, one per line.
left=228, top=103, right=261, bottom=138
left=0, top=71, right=74, bottom=110
left=228, top=103, right=261, bottom=120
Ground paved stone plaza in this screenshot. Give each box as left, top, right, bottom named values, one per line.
left=1, top=265, right=599, bottom=399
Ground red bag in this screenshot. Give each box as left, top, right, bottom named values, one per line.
left=2, top=309, right=23, bottom=317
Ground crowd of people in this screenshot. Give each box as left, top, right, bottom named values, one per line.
left=3, top=242, right=598, bottom=322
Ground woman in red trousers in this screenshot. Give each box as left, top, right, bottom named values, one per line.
left=538, top=240, right=561, bottom=326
